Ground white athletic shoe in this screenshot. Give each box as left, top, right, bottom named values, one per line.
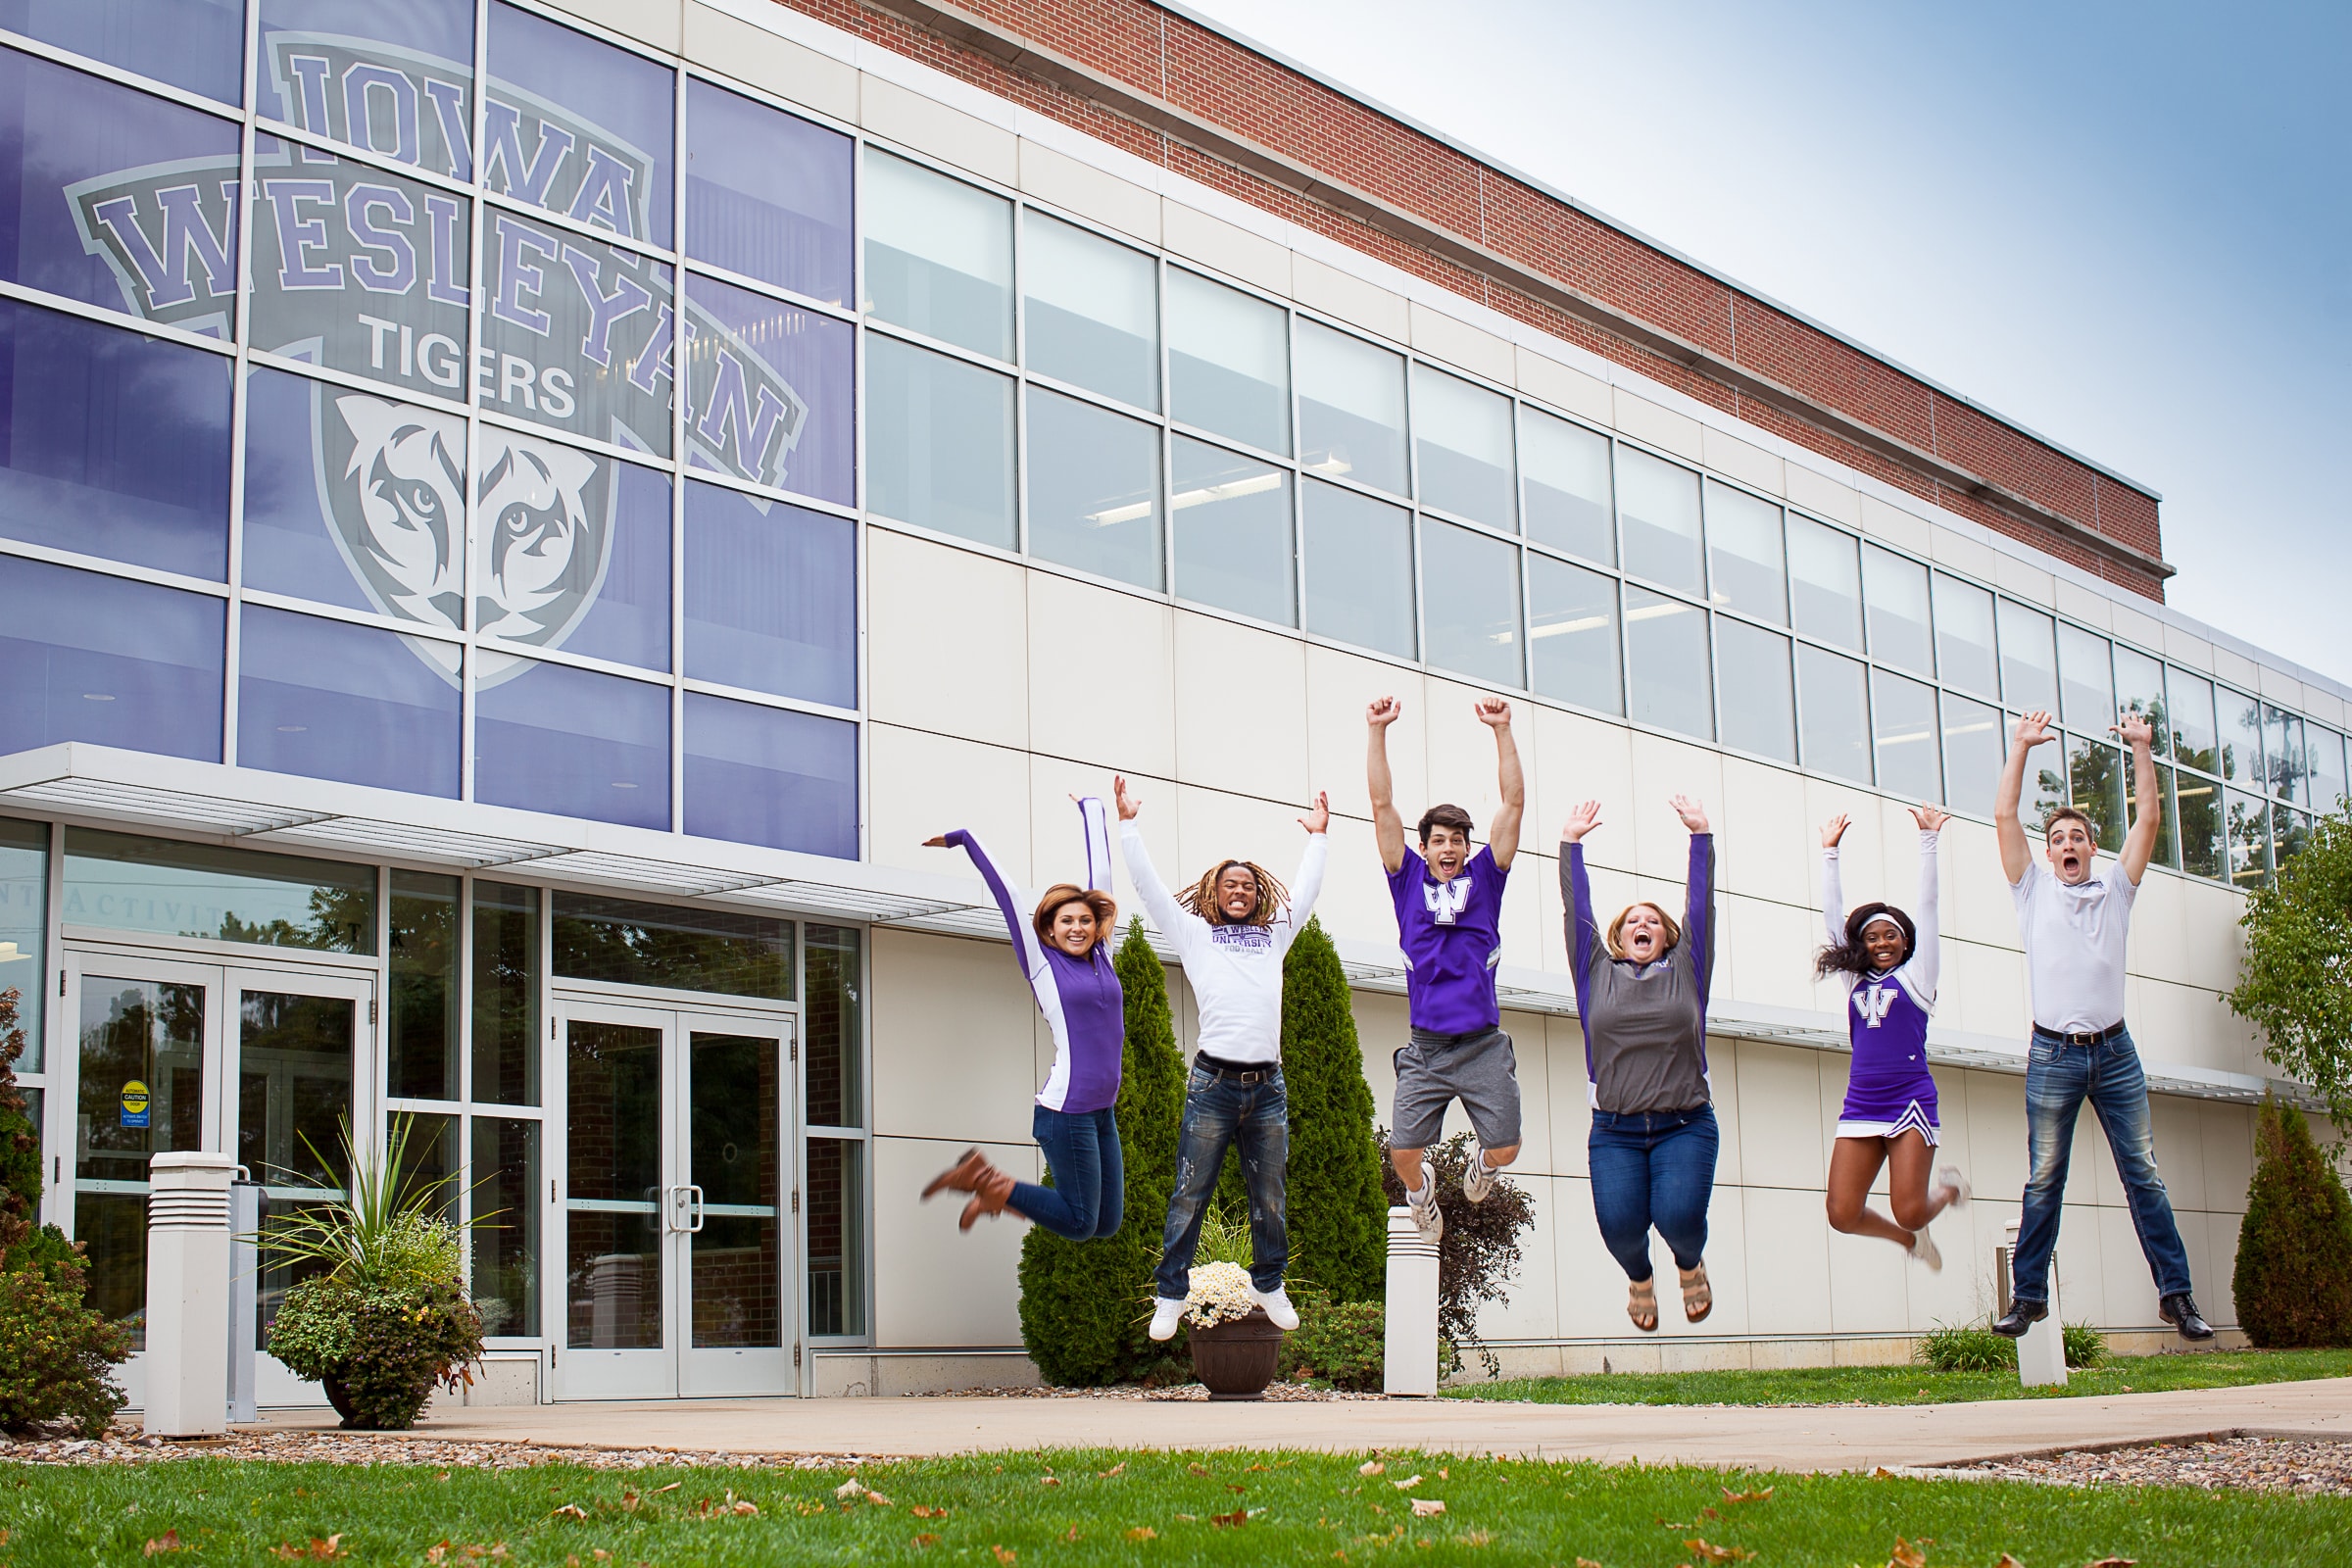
left=1937, top=1165, right=1972, bottom=1207
left=1461, top=1151, right=1497, bottom=1204
left=1406, top=1182, right=1445, bottom=1244
left=1251, top=1285, right=1300, bottom=1331
left=1148, top=1298, right=1187, bottom=1342
left=1907, top=1226, right=1943, bottom=1272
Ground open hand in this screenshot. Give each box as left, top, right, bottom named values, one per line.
left=2013, top=710, right=2057, bottom=749
left=1113, top=776, right=1142, bottom=821
left=922, top=835, right=951, bottom=848
left=1366, top=696, right=1401, bottom=728
left=1821, top=812, right=1849, bottom=849
left=1670, top=794, right=1710, bottom=834
left=1560, top=800, right=1602, bottom=844
left=1473, top=697, right=1513, bottom=729
left=1298, top=790, right=1331, bottom=834
left=2112, top=710, right=2154, bottom=751
left=1908, top=804, right=1951, bottom=834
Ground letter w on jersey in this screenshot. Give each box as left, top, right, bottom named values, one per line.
left=1854, top=983, right=1898, bottom=1029
left=1423, top=875, right=1473, bottom=926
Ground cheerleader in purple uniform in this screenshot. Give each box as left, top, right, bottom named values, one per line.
left=1817, top=807, right=1972, bottom=1268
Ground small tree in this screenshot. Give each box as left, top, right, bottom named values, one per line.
left=1376, top=1129, right=1537, bottom=1377
left=2228, top=810, right=2352, bottom=1139
left=1016, top=918, right=1186, bottom=1385
left=1278, top=917, right=1388, bottom=1301
left=2232, top=1096, right=2352, bottom=1348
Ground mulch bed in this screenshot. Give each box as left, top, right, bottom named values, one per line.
left=1946, top=1436, right=2352, bottom=1495
left=0, top=1428, right=877, bottom=1472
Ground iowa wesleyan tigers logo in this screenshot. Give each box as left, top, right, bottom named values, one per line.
left=61, top=29, right=810, bottom=685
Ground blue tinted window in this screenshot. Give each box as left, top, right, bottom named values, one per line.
left=0, top=297, right=231, bottom=578
left=476, top=209, right=669, bottom=454
left=549, top=458, right=671, bottom=673
left=486, top=2, right=673, bottom=249
left=258, top=1, right=476, bottom=176
left=0, top=0, right=242, bottom=104
left=475, top=658, right=669, bottom=829
left=685, top=272, right=853, bottom=505
left=684, top=694, right=856, bottom=858
left=685, top=79, right=852, bottom=306
left=0, top=46, right=242, bottom=327
left=238, top=605, right=461, bottom=797
left=684, top=482, right=854, bottom=708
left=0, top=555, right=222, bottom=760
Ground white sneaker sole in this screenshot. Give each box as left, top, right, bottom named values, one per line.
left=1461, top=1156, right=1495, bottom=1204
left=1409, top=1196, right=1445, bottom=1244
left=1148, top=1301, right=1186, bottom=1343
left=1250, top=1290, right=1300, bottom=1331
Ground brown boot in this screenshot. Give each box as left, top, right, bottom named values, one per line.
left=958, top=1165, right=1017, bottom=1231
left=922, top=1148, right=988, bottom=1200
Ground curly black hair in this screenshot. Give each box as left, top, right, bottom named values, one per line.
left=1815, top=901, right=1917, bottom=980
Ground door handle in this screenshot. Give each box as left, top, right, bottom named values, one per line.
left=683, top=1184, right=706, bottom=1233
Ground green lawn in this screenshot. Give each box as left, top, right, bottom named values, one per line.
left=1446, top=1347, right=2352, bottom=1406
left=6, top=1449, right=2348, bottom=1566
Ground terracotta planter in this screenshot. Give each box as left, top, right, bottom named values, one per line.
left=1186, top=1306, right=1284, bottom=1400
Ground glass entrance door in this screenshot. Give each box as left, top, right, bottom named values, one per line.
left=557, top=1003, right=796, bottom=1399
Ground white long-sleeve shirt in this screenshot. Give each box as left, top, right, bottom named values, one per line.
left=1119, top=821, right=1327, bottom=1065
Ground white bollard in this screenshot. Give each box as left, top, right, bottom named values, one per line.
left=145, top=1152, right=237, bottom=1437
left=1384, top=1205, right=1439, bottom=1396
left=2002, top=1221, right=2068, bottom=1389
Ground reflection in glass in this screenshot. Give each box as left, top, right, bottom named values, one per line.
left=860, top=152, right=1013, bottom=361
left=1412, top=366, right=1514, bottom=529
left=471, top=882, right=538, bottom=1106
left=2057, top=623, right=2114, bottom=733
left=1521, top=410, right=1613, bottom=564
left=387, top=870, right=459, bottom=1102
left=690, top=1032, right=781, bottom=1348
left=0, top=818, right=47, bottom=1066
left=807, top=926, right=862, bottom=1128
left=1172, top=438, right=1293, bottom=626
left=2263, top=706, right=2308, bottom=804
left=74, top=975, right=205, bottom=1344
left=2310, top=728, right=2349, bottom=815
left=565, top=1020, right=663, bottom=1349
left=237, top=607, right=461, bottom=798
left=2112, top=645, right=2166, bottom=741
left=2217, top=686, right=2264, bottom=785
left=2272, top=806, right=2312, bottom=873
left=486, top=0, right=673, bottom=246
left=1421, top=520, right=1521, bottom=687
left=1296, top=321, right=1406, bottom=496
left=806, top=1137, right=865, bottom=1336
left=2176, top=769, right=2224, bottom=879
left=2226, top=789, right=2269, bottom=889
left=554, top=893, right=793, bottom=1001
left=1528, top=556, right=1621, bottom=716
left=1788, top=514, right=1863, bottom=652
left=1862, top=546, right=1933, bottom=676
left=1872, top=670, right=1941, bottom=804
left=1715, top=619, right=1794, bottom=764
left=64, top=830, right=373, bottom=953
left=1932, top=574, right=1998, bottom=699
left=1996, top=600, right=2058, bottom=711
left=1022, top=214, right=1157, bottom=411
left=1704, top=484, right=1785, bottom=624
left=1940, top=694, right=2003, bottom=820
left=866, top=336, right=1014, bottom=547
left=2132, top=763, right=2180, bottom=872
left=2166, top=666, right=2219, bottom=774
left=685, top=78, right=852, bottom=305
left=474, top=659, right=670, bottom=829
left=2026, top=722, right=2069, bottom=835
left=1625, top=588, right=1710, bottom=741
left=472, top=1116, right=539, bottom=1338
left=15, top=0, right=245, bottom=103
left=1167, top=270, right=1289, bottom=456
left=684, top=483, right=857, bottom=708
left=1302, top=480, right=1414, bottom=660
left=2066, top=732, right=2127, bottom=850
left=1026, top=388, right=1162, bottom=590
left=1797, top=644, right=1870, bottom=784
left=683, top=693, right=858, bottom=858
left=240, top=988, right=355, bottom=1343
left=1617, top=449, right=1702, bottom=596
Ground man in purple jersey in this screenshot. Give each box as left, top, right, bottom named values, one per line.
left=1368, top=694, right=1526, bottom=1244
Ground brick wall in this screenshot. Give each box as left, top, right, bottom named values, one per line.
left=782, top=0, right=2169, bottom=600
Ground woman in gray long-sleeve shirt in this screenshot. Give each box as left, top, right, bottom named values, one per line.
left=1559, top=794, right=1717, bottom=1333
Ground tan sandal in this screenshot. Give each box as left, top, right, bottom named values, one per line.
left=1680, top=1262, right=1712, bottom=1323
left=1627, top=1277, right=1658, bottom=1333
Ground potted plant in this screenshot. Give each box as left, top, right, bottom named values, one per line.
left=258, top=1115, right=486, bottom=1430
left=1171, top=1205, right=1286, bottom=1399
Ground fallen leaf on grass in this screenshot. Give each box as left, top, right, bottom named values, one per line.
left=619, top=1491, right=641, bottom=1514
left=1460, top=1532, right=1493, bottom=1547
left=1872, top=1466, right=1898, bottom=1480
left=910, top=1505, right=949, bottom=1519
left=835, top=1478, right=867, bottom=1500
left=550, top=1505, right=589, bottom=1521
left=990, top=1547, right=1016, bottom=1565
left=1994, top=1558, right=2024, bottom=1568
left=1126, top=1527, right=1157, bottom=1542
left=1359, top=1461, right=1386, bottom=1477
left=268, top=1537, right=347, bottom=1561
left=143, top=1531, right=182, bottom=1555
left=1211, top=1509, right=1250, bottom=1528
left=911, top=1535, right=938, bottom=1549
left=2084, top=1559, right=2136, bottom=1567
left=1041, top=1476, right=1061, bottom=1487
left=1098, top=1462, right=1126, bottom=1478
left=1393, top=1475, right=1423, bottom=1491
left=1063, top=1527, right=1082, bottom=1543
left=1720, top=1487, right=1774, bottom=1505
left=1888, top=1539, right=1927, bottom=1568
left=1227, top=1485, right=1248, bottom=1494
left=1683, top=1540, right=1753, bottom=1563
left=1188, top=1463, right=1211, bottom=1476
left=1437, top=1468, right=1448, bottom=1480
left=1577, top=1559, right=1604, bottom=1567
left=653, top=1483, right=681, bottom=1494
left=1409, top=1499, right=1446, bottom=1518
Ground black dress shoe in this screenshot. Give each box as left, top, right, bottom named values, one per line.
left=2160, top=1292, right=2216, bottom=1341
left=1991, top=1298, right=2047, bottom=1338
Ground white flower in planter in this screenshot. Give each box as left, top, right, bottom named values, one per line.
left=1182, top=1260, right=1258, bottom=1328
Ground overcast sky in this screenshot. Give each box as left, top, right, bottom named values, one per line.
left=1175, top=0, right=2351, bottom=683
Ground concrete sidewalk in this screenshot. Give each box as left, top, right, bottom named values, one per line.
left=252, top=1378, right=2352, bottom=1474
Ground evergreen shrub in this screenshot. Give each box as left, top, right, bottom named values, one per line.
left=1283, top=1296, right=1385, bottom=1392
left=2233, top=1096, right=2352, bottom=1348
left=1277, top=918, right=1389, bottom=1302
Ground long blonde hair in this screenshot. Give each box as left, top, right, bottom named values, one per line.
left=1177, top=859, right=1291, bottom=927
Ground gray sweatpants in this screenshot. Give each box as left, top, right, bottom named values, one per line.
left=1392, top=1025, right=1521, bottom=1151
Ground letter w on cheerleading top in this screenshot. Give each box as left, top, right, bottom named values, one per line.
left=1423, top=876, right=1473, bottom=926
left=1854, top=984, right=1897, bottom=1029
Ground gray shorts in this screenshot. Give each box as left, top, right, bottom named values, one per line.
left=1392, top=1026, right=1521, bottom=1152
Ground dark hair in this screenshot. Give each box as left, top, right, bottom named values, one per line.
left=1417, top=804, right=1475, bottom=845
left=1178, top=858, right=1292, bottom=927
left=1032, top=885, right=1116, bottom=955
left=1815, top=902, right=1917, bottom=979
left=2043, top=806, right=2097, bottom=845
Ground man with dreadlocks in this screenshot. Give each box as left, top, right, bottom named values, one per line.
left=1816, top=806, right=1971, bottom=1268
left=1115, top=774, right=1330, bottom=1343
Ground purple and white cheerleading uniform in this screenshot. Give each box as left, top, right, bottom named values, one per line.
left=1823, top=831, right=1942, bottom=1144
left=940, top=798, right=1123, bottom=1113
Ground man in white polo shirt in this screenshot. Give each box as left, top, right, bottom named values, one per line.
left=1990, top=708, right=2211, bottom=1342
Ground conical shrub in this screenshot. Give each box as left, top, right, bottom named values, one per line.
left=1280, top=917, right=1388, bottom=1301
left=2233, top=1096, right=2352, bottom=1348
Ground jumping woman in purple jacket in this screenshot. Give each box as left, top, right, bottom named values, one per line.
left=920, top=797, right=1127, bottom=1241
left=1817, top=808, right=1971, bottom=1268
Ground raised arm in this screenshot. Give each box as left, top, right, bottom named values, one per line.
left=1996, top=710, right=2055, bottom=885
left=1557, top=799, right=1604, bottom=992
left=2114, top=710, right=2162, bottom=886
left=1279, top=791, right=1332, bottom=944
left=928, top=828, right=1047, bottom=981
left=1112, top=775, right=1193, bottom=945
left=1819, top=812, right=1850, bottom=949
left=1672, top=795, right=1716, bottom=1009
left=1904, top=806, right=1947, bottom=1000
left=1366, top=697, right=1406, bottom=873
left=1477, top=698, right=1526, bottom=870
left=1075, top=794, right=1113, bottom=894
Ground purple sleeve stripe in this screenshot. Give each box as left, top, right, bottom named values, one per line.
left=1686, top=833, right=1716, bottom=1012
left=944, top=829, right=1042, bottom=978
left=1563, top=843, right=1599, bottom=1067
left=1079, top=797, right=1113, bottom=895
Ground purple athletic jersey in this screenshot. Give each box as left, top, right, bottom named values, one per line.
left=1388, top=844, right=1508, bottom=1035
left=1840, top=976, right=1937, bottom=1127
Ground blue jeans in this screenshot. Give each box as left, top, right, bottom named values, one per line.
left=1010, top=1103, right=1125, bottom=1242
left=2012, top=1025, right=2192, bottom=1305
left=1589, top=1105, right=1718, bottom=1282
left=1154, top=1063, right=1288, bottom=1298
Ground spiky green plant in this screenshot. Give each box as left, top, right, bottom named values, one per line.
left=253, top=1113, right=486, bottom=1290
